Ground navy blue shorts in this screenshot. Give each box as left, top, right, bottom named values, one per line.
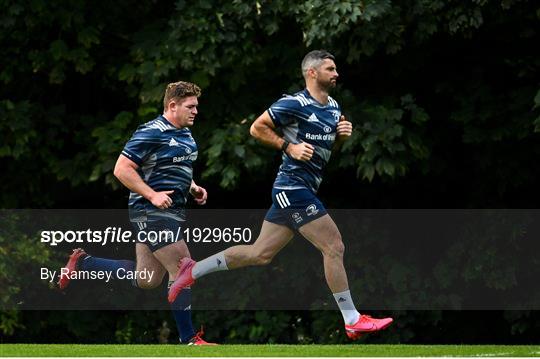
left=130, top=216, right=183, bottom=252
left=264, top=188, right=328, bottom=230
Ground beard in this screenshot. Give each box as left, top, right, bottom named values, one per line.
left=318, top=77, right=337, bottom=91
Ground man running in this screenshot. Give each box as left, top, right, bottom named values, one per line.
left=59, top=81, right=214, bottom=345
left=168, top=51, right=393, bottom=340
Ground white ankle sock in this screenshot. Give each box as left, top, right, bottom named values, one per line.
left=333, top=290, right=361, bottom=325
left=191, top=251, right=228, bottom=279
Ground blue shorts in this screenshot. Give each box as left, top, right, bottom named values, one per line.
left=130, top=216, right=183, bottom=252
left=264, top=188, right=328, bottom=230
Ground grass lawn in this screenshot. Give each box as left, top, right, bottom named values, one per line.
left=1, top=344, right=540, bottom=357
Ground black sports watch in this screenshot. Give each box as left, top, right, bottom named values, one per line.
left=281, top=140, right=290, bottom=152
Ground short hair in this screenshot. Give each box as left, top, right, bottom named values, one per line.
left=163, top=81, right=201, bottom=109
left=301, top=50, right=335, bottom=78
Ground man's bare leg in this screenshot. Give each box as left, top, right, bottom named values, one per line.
left=153, top=240, right=191, bottom=278
left=134, top=243, right=167, bottom=289
left=298, top=214, right=359, bottom=325
left=298, top=214, right=393, bottom=335
left=225, top=220, right=294, bottom=267
left=297, top=214, right=348, bottom=293
left=191, top=220, right=294, bottom=278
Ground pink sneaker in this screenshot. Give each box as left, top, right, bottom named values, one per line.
left=168, top=258, right=196, bottom=303
left=187, top=327, right=217, bottom=346
left=58, top=248, right=87, bottom=290
left=345, top=315, right=393, bottom=339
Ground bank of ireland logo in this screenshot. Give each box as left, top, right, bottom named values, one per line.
left=306, top=204, right=319, bottom=216
left=184, top=146, right=192, bottom=154
left=292, top=212, right=303, bottom=223
left=324, top=126, right=332, bottom=133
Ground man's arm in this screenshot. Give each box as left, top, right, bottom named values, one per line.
left=250, top=111, right=314, bottom=161
left=113, top=154, right=174, bottom=209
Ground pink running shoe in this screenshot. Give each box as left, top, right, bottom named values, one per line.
left=187, top=327, right=217, bottom=346
left=58, top=248, right=87, bottom=290
left=168, top=258, right=196, bottom=303
left=345, top=315, right=393, bottom=339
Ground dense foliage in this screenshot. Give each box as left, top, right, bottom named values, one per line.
left=1, top=0, right=539, bottom=344
left=1, top=0, right=538, bottom=207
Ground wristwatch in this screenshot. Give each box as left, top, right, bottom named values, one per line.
left=281, top=140, right=290, bottom=152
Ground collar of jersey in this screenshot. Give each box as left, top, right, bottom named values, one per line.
left=302, top=89, right=330, bottom=108
left=159, top=115, right=190, bottom=133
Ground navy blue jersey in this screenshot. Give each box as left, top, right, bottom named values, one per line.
left=121, top=115, right=197, bottom=220
left=268, top=89, right=341, bottom=193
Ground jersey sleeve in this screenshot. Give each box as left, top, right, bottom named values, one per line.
left=121, top=127, right=162, bottom=166
left=267, top=96, right=303, bottom=127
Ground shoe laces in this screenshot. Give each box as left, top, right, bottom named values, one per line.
left=178, top=258, right=185, bottom=269
left=191, top=326, right=206, bottom=342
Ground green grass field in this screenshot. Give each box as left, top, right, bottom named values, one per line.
left=1, top=344, right=539, bottom=357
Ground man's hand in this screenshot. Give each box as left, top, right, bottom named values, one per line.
left=337, top=115, right=353, bottom=138
left=190, top=184, right=208, bottom=205
left=287, top=142, right=314, bottom=161
left=149, top=190, right=174, bottom=209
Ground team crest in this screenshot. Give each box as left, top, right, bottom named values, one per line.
left=330, top=110, right=341, bottom=122
left=306, top=204, right=319, bottom=216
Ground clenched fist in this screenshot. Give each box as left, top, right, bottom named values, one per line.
left=150, top=190, right=174, bottom=209
left=287, top=141, right=314, bottom=161
left=190, top=184, right=208, bottom=205
left=337, top=115, right=353, bottom=138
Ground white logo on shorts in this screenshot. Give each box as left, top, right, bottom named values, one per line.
left=306, top=204, right=319, bottom=216
left=292, top=212, right=303, bottom=223
left=276, top=191, right=291, bottom=208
